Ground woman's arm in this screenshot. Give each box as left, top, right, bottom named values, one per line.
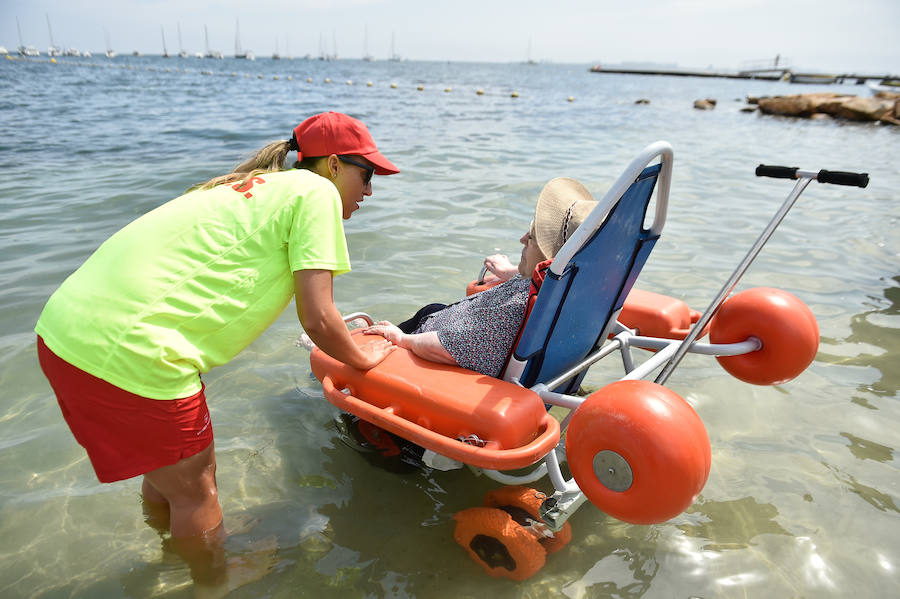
left=294, top=270, right=394, bottom=370
left=364, top=322, right=458, bottom=366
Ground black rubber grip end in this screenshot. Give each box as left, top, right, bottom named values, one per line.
left=756, top=165, right=799, bottom=179
left=817, top=169, right=869, bottom=188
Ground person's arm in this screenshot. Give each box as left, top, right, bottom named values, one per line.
left=364, top=321, right=458, bottom=366
left=294, top=269, right=394, bottom=370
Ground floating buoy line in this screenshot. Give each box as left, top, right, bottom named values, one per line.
left=3, top=55, right=577, bottom=103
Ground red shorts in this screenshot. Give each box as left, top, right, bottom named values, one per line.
left=37, top=336, right=214, bottom=483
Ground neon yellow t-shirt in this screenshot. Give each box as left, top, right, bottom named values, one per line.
left=35, top=169, right=350, bottom=400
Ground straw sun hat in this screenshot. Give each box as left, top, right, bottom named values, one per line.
left=532, top=177, right=599, bottom=259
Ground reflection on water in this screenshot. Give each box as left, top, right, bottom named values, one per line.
left=840, top=432, right=894, bottom=463
left=681, top=497, right=792, bottom=551
left=824, top=462, right=900, bottom=514
left=559, top=527, right=660, bottom=599
left=818, top=275, right=900, bottom=405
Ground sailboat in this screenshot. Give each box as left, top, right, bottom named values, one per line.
left=525, top=37, right=537, bottom=65
left=272, top=37, right=280, bottom=60
left=177, top=22, right=188, bottom=58
left=389, top=31, right=401, bottom=61
left=234, top=18, right=253, bottom=59
left=204, top=26, right=223, bottom=59
left=362, top=25, right=374, bottom=62
left=46, top=15, right=61, bottom=57
left=160, top=25, right=169, bottom=58
left=16, top=17, right=40, bottom=56
left=103, top=27, right=116, bottom=58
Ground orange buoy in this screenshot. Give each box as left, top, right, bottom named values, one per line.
left=565, top=380, right=710, bottom=524
left=483, top=486, right=572, bottom=554
left=709, top=287, right=819, bottom=385
left=453, top=507, right=546, bottom=580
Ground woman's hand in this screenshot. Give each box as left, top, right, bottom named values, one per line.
left=365, top=321, right=457, bottom=366
left=483, top=254, right=518, bottom=281
left=363, top=321, right=406, bottom=346
left=294, top=269, right=395, bottom=370
left=356, top=336, right=397, bottom=367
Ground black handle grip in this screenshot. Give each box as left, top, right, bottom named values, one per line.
left=817, top=169, right=869, bottom=188
left=756, top=165, right=798, bottom=179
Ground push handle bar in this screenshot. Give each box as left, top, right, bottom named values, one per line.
left=756, top=164, right=869, bottom=188
left=656, top=161, right=867, bottom=385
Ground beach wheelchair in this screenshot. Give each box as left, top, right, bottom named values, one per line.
left=309, top=142, right=868, bottom=580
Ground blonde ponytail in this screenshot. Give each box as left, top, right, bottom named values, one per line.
left=190, top=139, right=293, bottom=192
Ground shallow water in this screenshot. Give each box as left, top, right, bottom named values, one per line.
left=0, top=55, right=898, bottom=598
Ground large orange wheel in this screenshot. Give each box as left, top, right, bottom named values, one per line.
left=710, top=287, right=819, bottom=385
left=565, top=380, right=711, bottom=525
left=483, top=486, right=572, bottom=554
left=453, top=507, right=546, bottom=580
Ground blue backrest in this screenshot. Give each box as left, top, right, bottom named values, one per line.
left=509, top=161, right=665, bottom=392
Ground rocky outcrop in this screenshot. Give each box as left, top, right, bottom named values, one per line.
left=754, top=93, right=899, bottom=125
left=693, top=98, right=717, bottom=110
left=757, top=93, right=847, bottom=117
left=818, top=96, right=896, bottom=122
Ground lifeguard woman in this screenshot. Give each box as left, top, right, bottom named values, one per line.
left=34, top=111, right=398, bottom=589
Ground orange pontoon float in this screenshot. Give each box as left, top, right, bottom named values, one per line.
left=310, top=143, right=869, bottom=580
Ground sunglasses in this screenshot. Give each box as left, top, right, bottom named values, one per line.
left=338, top=156, right=375, bottom=186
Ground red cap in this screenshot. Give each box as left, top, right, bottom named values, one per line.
left=292, top=112, right=399, bottom=175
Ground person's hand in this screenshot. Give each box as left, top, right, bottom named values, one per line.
left=483, top=254, right=518, bottom=281
left=363, top=321, right=405, bottom=346
left=357, top=335, right=397, bottom=369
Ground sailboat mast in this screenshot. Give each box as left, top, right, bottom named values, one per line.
left=46, top=14, right=59, bottom=55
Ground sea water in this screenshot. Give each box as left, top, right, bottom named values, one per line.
left=0, top=55, right=897, bottom=598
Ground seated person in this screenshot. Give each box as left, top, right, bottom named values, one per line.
left=363, top=177, right=598, bottom=377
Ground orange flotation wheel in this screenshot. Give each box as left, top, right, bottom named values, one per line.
left=565, top=380, right=711, bottom=525
left=483, top=486, right=572, bottom=554
left=709, top=287, right=819, bottom=385
left=453, top=507, right=546, bottom=580
left=453, top=485, right=573, bottom=580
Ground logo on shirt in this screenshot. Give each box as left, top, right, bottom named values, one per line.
left=232, top=176, right=267, bottom=199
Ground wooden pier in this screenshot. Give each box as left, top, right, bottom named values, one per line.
left=589, top=65, right=896, bottom=85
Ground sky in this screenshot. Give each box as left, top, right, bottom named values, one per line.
left=3, top=0, right=899, bottom=74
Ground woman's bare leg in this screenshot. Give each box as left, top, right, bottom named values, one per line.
left=141, top=477, right=171, bottom=533
left=144, top=443, right=226, bottom=588
left=143, top=442, right=222, bottom=537
left=143, top=442, right=274, bottom=596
